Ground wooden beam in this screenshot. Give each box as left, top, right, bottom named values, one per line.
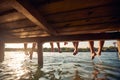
left=51, top=16, right=118, bottom=27
left=39, top=32, right=120, bottom=42
left=45, top=5, right=120, bottom=23
left=10, top=26, right=41, bottom=32
left=37, top=42, right=43, bottom=67
left=12, top=30, right=48, bottom=36
left=0, top=11, right=26, bottom=24
left=2, top=32, right=120, bottom=43
left=0, top=41, right=4, bottom=62
left=0, top=0, right=12, bottom=10
left=0, top=19, right=36, bottom=29
left=39, top=0, right=116, bottom=15
left=11, top=0, right=57, bottom=36
left=56, top=22, right=120, bottom=34
left=17, top=34, right=50, bottom=38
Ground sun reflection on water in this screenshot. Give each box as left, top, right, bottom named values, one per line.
left=5, top=52, right=30, bottom=79
left=7, top=53, right=25, bottom=69
left=1, top=52, right=120, bottom=80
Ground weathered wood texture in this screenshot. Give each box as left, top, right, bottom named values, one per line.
left=12, top=0, right=57, bottom=35
left=0, top=0, right=120, bottom=40
left=0, top=41, right=4, bottom=62
left=37, top=42, right=43, bottom=67
left=0, top=0, right=120, bottom=67
left=1, top=32, right=120, bottom=43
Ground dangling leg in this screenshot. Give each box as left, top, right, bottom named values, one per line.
left=24, top=42, right=28, bottom=55
left=89, top=41, right=96, bottom=60
left=64, top=42, right=68, bottom=45
left=56, top=42, right=62, bottom=53
left=97, top=40, right=104, bottom=56
left=29, top=42, right=36, bottom=60
left=73, top=41, right=79, bottom=55
left=50, top=42, right=54, bottom=52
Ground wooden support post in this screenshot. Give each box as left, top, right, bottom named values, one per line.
left=37, top=41, right=43, bottom=68
left=24, top=42, right=28, bottom=55
left=117, top=40, right=120, bottom=59
left=0, top=41, right=4, bottom=62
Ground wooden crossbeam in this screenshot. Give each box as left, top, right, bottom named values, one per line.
left=39, top=0, right=115, bottom=15
left=0, top=11, right=26, bottom=24
left=2, top=32, right=120, bottom=43
left=11, top=0, right=57, bottom=36
left=0, top=0, right=11, bottom=9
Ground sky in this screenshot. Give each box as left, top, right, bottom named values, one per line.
left=5, top=40, right=117, bottom=48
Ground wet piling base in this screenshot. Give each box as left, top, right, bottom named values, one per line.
left=37, top=42, right=43, bottom=68
left=0, top=42, right=4, bottom=62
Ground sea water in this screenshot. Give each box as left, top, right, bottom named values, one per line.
left=0, top=52, right=120, bottom=80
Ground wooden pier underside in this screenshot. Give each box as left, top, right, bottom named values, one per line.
left=0, top=0, right=120, bottom=66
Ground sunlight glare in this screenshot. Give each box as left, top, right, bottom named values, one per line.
left=7, top=53, right=25, bottom=69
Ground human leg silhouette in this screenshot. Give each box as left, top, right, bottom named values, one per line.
left=24, top=42, right=28, bottom=55
left=73, top=41, right=79, bottom=55
left=50, top=42, right=54, bottom=52
left=56, top=42, right=62, bottom=53
left=97, top=40, right=104, bottom=56
left=89, top=41, right=96, bottom=60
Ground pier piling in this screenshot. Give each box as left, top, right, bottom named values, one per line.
left=0, top=41, right=4, bottom=62
left=37, top=42, right=43, bottom=68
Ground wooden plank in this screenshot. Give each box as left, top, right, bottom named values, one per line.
left=51, top=16, right=119, bottom=28
left=0, top=27, right=48, bottom=38
left=0, top=0, right=12, bottom=11
left=1, top=32, right=120, bottom=43
left=12, top=30, right=46, bottom=34
left=0, top=9, right=16, bottom=16
left=0, top=11, right=26, bottom=24
left=18, top=34, right=50, bottom=38
left=55, top=22, right=120, bottom=34
left=45, top=5, right=120, bottom=23
left=0, top=41, right=4, bottom=62
left=38, top=32, right=120, bottom=42
left=1, top=33, right=49, bottom=39
left=10, top=26, right=41, bottom=33
left=57, top=29, right=119, bottom=36
left=0, top=19, right=36, bottom=29
left=39, top=0, right=116, bottom=15
left=12, top=0, right=57, bottom=35
left=0, top=25, right=38, bottom=34
left=37, top=42, right=43, bottom=67
left=12, top=30, right=48, bottom=36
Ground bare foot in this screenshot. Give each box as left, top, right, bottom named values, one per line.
left=73, top=50, right=78, bottom=55
left=64, top=42, right=68, bottom=45
left=91, top=53, right=96, bottom=60
left=59, top=50, right=62, bottom=53
left=97, top=51, right=101, bottom=57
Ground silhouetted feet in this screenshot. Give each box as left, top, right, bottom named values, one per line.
left=73, top=49, right=78, bottom=55
left=64, top=42, right=68, bottom=45
left=59, top=50, right=62, bottom=53
left=91, top=53, right=96, bottom=60
left=97, top=51, right=101, bottom=57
